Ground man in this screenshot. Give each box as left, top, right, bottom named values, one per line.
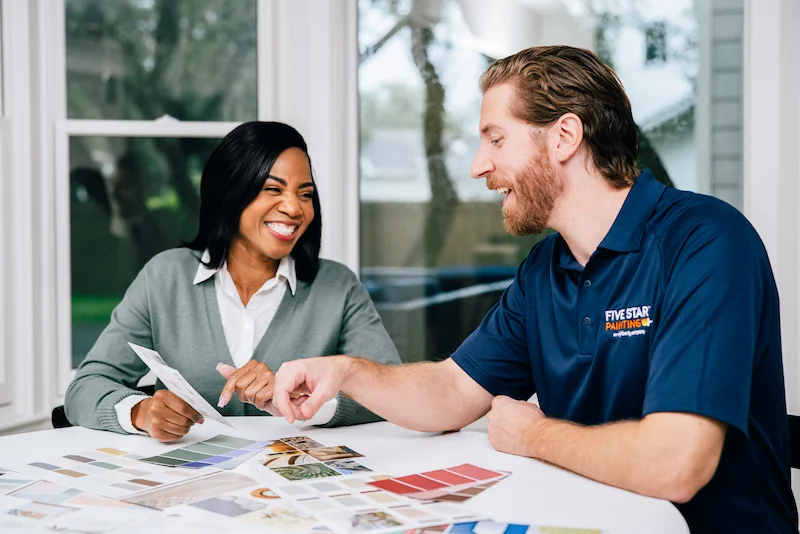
left=272, top=46, right=798, bottom=533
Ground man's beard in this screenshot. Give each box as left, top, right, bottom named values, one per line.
left=502, top=151, right=560, bottom=236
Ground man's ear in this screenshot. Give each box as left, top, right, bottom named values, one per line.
left=552, top=113, right=584, bottom=163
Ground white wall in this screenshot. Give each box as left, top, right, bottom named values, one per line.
left=742, top=0, right=800, bottom=498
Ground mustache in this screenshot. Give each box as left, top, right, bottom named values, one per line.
left=485, top=176, right=511, bottom=190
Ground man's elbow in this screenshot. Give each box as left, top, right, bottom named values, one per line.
left=656, top=456, right=719, bottom=504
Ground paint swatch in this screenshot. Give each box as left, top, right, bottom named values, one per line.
left=367, top=464, right=509, bottom=502
left=17, top=446, right=219, bottom=499
left=445, top=521, right=607, bottom=534
left=122, top=471, right=256, bottom=510
left=139, top=434, right=269, bottom=470
left=271, top=473, right=486, bottom=534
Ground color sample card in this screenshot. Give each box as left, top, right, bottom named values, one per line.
left=190, top=493, right=268, bottom=517
left=256, top=436, right=371, bottom=481
left=16, top=446, right=218, bottom=500
left=1, top=480, right=156, bottom=534
left=0, top=477, right=36, bottom=496
left=272, top=463, right=343, bottom=481
left=368, top=464, right=509, bottom=502
left=303, top=446, right=364, bottom=462
left=5, top=499, right=75, bottom=521
left=122, top=471, right=257, bottom=511
left=127, top=342, right=233, bottom=428
left=445, top=521, right=607, bottom=534
left=167, top=484, right=329, bottom=533
left=138, top=434, right=269, bottom=470
left=270, top=474, right=485, bottom=534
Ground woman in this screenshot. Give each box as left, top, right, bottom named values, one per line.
left=65, top=122, right=400, bottom=442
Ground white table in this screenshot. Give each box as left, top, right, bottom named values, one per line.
left=0, top=417, right=688, bottom=533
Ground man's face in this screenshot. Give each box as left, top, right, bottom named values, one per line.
left=471, top=83, right=562, bottom=236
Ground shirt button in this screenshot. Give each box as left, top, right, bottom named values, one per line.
left=245, top=323, right=252, bottom=330
left=583, top=280, right=592, bottom=288
left=583, top=316, right=591, bottom=325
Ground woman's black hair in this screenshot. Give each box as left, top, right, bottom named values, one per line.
left=184, top=121, right=321, bottom=282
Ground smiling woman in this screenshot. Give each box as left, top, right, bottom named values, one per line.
left=64, top=122, right=401, bottom=442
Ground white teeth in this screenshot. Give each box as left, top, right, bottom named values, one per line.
left=496, top=187, right=510, bottom=195
left=266, top=222, right=296, bottom=237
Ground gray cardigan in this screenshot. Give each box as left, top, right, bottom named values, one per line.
left=65, top=248, right=400, bottom=433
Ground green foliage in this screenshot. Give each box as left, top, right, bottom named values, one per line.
left=72, top=294, right=121, bottom=324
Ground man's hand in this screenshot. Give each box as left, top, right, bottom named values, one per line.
left=131, top=389, right=203, bottom=443
left=273, top=356, right=351, bottom=424
left=217, top=360, right=275, bottom=410
left=487, top=395, right=545, bottom=457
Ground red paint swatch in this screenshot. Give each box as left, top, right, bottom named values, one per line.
left=368, top=478, right=420, bottom=494
left=448, top=463, right=504, bottom=481
left=422, top=469, right=475, bottom=485
left=397, top=474, right=448, bottom=490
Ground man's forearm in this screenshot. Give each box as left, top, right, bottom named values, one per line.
left=340, top=357, right=488, bottom=432
left=528, top=416, right=718, bottom=503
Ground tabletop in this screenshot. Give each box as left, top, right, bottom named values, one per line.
left=0, top=417, right=689, bottom=533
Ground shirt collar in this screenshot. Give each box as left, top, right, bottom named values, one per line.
left=597, top=168, right=665, bottom=253
left=192, top=249, right=297, bottom=295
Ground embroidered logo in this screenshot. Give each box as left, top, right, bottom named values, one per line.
left=604, top=305, right=653, bottom=338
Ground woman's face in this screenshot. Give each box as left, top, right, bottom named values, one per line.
left=236, top=147, right=315, bottom=261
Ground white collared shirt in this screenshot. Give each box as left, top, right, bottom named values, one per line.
left=115, top=250, right=336, bottom=431
left=194, top=251, right=297, bottom=367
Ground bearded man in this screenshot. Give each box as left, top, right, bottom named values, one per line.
left=271, top=46, right=798, bottom=534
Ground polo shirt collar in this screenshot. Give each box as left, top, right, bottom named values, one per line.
left=192, top=249, right=297, bottom=295
left=597, top=169, right=664, bottom=253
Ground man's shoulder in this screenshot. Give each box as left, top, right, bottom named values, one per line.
left=648, top=189, right=768, bottom=269
left=520, top=232, right=560, bottom=272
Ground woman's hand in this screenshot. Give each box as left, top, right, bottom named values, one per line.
left=131, top=389, right=203, bottom=443
left=217, top=360, right=276, bottom=411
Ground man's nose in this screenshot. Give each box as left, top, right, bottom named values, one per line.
left=470, top=148, right=494, bottom=179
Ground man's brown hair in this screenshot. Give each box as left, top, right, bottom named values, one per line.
left=480, top=45, right=639, bottom=188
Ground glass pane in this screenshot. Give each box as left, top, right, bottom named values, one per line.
left=358, top=0, right=743, bottom=363
left=65, top=0, right=257, bottom=121
left=70, top=136, right=220, bottom=368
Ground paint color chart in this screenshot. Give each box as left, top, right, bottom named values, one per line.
left=269, top=473, right=486, bottom=534
left=17, top=446, right=219, bottom=500
left=403, top=522, right=607, bottom=534
left=0, top=477, right=160, bottom=534
left=368, top=464, right=509, bottom=503
left=139, top=435, right=270, bottom=470
left=172, top=484, right=330, bottom=532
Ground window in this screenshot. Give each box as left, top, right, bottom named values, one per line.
left=62, top=0, right=261, bottom=376
left=65, top=0, right=256, bottom=121
left=69, top=135, right=220, bottom=368
left=358, top=0, right=743, bottom=362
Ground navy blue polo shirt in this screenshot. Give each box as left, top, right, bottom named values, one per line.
left=452, top=170, right=797, bottom=533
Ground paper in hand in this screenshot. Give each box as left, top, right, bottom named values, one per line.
left=127, top=342, right=233, bottom=428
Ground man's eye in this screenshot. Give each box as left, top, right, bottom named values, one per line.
left=491, top=138, right=503, bottom=145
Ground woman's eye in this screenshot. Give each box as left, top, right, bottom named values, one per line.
left=301, top=192, right=314, bottom=199
left=491, top=138, right=503, bottom=146
left=263, top=187, right=281, bottom=193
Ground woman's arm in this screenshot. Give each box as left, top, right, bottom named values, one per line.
left=320, top=273, right=402, bottom=427
left=65, top=267, right=153, bottom=433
